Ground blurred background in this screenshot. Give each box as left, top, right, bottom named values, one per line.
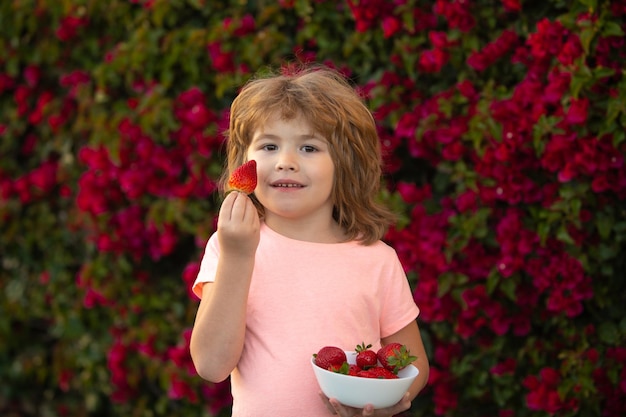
left=1, top=1, right=625, bottom=416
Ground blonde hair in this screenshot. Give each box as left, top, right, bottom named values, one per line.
left=221, top=65, right=396, bottom=245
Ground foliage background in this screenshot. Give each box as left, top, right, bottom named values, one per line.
left=1, top=0, right=625, bottom=416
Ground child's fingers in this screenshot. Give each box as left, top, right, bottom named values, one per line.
left=229, top=192, right=249, bottom=221
left=218, top=191, right=238, bottom=221
left=220, top=191, right=253, bottom=223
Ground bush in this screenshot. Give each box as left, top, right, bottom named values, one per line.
left=0, top=0, right=624, bottom=416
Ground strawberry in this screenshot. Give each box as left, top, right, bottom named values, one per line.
left=356, top=369, right=378, bottom=378
left=227, top=160, right=257, bottom=194
left=355, top=342, right=378, bottom=370
left=367, top=366, right=399, bottom=379
left=356, top=366, right=398, bottom=379
left=328, top=362, right=350, bottom=374
left=347, top=364, right=362, bottom=376
left=313, top=346, right=347, bottom=370
left=377, top=343, right=417, bottom=373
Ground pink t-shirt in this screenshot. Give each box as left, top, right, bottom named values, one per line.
left=193, top=222, right=420, bottom=417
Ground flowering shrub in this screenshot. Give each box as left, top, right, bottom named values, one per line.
left=1, top=0, right=624, bottom=416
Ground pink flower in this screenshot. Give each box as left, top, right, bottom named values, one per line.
left=207, top=41, right=236, bottom=73
left=490, top=358, right=517, bottom=376
left=168, top=374, right=198, bottom=402
left=0, top=73, right=15, bottom=93
left=501, top=0, right=521, bottom=12
left=347, top=0, right=397, bottom=33
left=434, top=0, right=475, bottom=32
left=431, top=368, right=459, bottom=415
left=174, top=87, right=215, bottom=130
left=418, top=48, right=449, bottom=73
left=558, top=161, right=577, bottom=182
left=183, top=262, right=201, bottom=299
left=397, top=182, right=432, bottom=204
left=467, top=29, right=519, bottom=71
left=456, top=79, right=477, bottom=100
left=29, top=159, right=58, bottom=193
left=224, top=13, right=256, bottom=36
left=56, top=15, right=88, bottom=41
left=558, top=34, right=583, bottom=65
left=523, top=368, right=564, bottom=413
left=381, top=16, right=401, bottom=38
left=565, top=97, right=589, bottom=125
left=433, top=342, right=462, bottom=368
left=543, top=69, right=571, bottom=103
left=527, top=18, right=567, bottom=61
left=107, top=338, right=136, bottom=402
left=185, top=103, right=212, bottom=129
left=83, top=287, right=109, bottom=308
left=455, top=189, right=477, bottom=212
left=23, top=65, right=41, bottom=88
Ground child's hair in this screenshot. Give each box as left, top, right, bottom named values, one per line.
left=221, top=65, right=396, bottom=245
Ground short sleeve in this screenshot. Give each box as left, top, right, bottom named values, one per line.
left=379, top=250, right=420, bottom=338
left=192, top=232, right=220, bottom=299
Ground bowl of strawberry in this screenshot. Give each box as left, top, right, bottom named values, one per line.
left=311, top=342, right=419, bottom=409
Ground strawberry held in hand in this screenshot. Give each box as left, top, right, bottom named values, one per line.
left=227, top=160, right=257, bottom=194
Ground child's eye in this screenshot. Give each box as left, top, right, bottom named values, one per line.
left=261, top=144, right=278, bottom=151
left=301, top=145, right=318, bottom=153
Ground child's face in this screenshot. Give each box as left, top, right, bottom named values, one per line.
left=246, top=114, right=336, bottom=226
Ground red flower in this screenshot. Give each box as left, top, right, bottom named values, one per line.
left=565, top=97, right=589, bottom=125
left=23, top=65, right=41, bottom=88
left=207, top=41, right=236, bottom=73
left=29, top=159, right=58, bottom=193
left=0, top=73, right=15, bottom=93
left=418, top=48, right=449, bottom=73
left=468, top=29, right=519, bottom=71
left=558, top=34, right=583, bottom=65
left=83, top=287, right=109, bottom=309
left=56, top=15, right=89, bottom=42
left=431, top=368, right=459, bottom=415
left=501, top=0, right=521, bottom=12
left=527, top=18, right=567, bottom=61
left=523, top=368, right=564, bottom=413
left=183, top=262, right=201, bottom=299
left=382, top=16, right=401, bottom=38
left=107, top=338, right=136, bottom=402
left=168, top=374, right=198, bottom=402
left=58, top=369, right=73, bottom=392
left=456, top=79, right=477, bottom=100
left=224, top=13, right=256, bottom=36
left=490, top=358, right=517, bottom=376
left=434, top=0, right=475, bottom=32
left=455, top=189, right=477, bottom=213
left=544, top=68, right=571, bottom=103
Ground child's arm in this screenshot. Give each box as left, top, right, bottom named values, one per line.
left=322, top=320, right=429, bottom=417
left=381, top=320, right=430, bottom=399
left=189, top=192, right=260, bottom=382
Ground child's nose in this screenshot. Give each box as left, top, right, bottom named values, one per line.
left=276, top=151, right=298, bottom=171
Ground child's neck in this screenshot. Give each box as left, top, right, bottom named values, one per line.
left=264, top=216, right=347, bottom=244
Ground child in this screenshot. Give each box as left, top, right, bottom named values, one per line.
left=190, top=65, right=429, bottom=417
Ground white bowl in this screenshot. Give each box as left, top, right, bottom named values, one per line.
left=311, top=350, right=419, bottom=409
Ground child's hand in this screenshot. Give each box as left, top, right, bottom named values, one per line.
left=319, top=391, right=411, bottom=417
left=217, top=191, right=260, bottom=258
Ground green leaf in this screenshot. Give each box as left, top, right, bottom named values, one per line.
left=499, top=277, right=517, bottom=301
left=486, top=268, right=500, bottom=295
left=578, top=26, right=595, bottom=55
left=601, top=21, right=624, bottom=37
left=596, top=213, right=613, bottom=239
left=598, top=322, right=620, bottom=345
